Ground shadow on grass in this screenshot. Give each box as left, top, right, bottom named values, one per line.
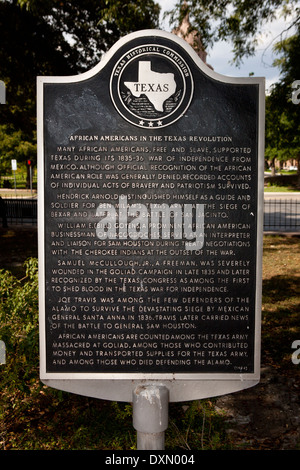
left=262, top=274, right=300, bottom=303
left=262, top=274, right=300, bottom=369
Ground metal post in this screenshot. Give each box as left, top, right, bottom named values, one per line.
left=30, top=165, right=32, bottom=196
left=13, top=170, right=17, bottom=197
left=132, top=384, right=169, bottom=450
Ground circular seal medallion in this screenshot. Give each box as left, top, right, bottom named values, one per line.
left=110, top=44, right=194, bottom=129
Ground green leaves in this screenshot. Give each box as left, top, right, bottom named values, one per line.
left=266, top=24, right=300, bottom=170
left=100, top=0, right=160, bottom=34
left=0, top=258, right=39, bottom=395
left=165, top=0, right=299, bottom=65
left=0, top=125, right=36, bottom=174
left=0, top=0, right=161, bottom=176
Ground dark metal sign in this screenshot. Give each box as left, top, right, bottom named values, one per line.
left=38, top=30, right=265, bottom=401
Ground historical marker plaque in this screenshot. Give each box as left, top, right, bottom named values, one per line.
left=38, top=30, right=264, bottom=402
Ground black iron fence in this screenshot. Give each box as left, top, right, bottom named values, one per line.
left=1, top=198, right=300, bottom=231
left=264, top=198, right=300, bottom=232
left=1, top=198, right=37, bottom=225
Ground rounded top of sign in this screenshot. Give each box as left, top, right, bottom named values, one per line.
left=109, top=39, right=194, bottom=129
left=37, top=30, right=264, bottom=130
left=39, top=30, right=264, bottom=85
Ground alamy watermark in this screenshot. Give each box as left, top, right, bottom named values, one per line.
left=291, top=340, right=300, bottom=365
left=0, top=80, right=5, bottom=104
left=95, top=195, right=205, bottom=251
left=0, top=340, right=6, bottom=365
left=292, top=80, right=300, bottom=104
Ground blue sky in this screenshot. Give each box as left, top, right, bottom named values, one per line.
left=157, top=0, right=299, bottom=92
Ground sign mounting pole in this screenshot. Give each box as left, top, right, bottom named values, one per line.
left=132, top=384, right=169, bottom=450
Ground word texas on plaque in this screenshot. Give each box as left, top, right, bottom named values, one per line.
left=37, top=30, right=265, bottom=402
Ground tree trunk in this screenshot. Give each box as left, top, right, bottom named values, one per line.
left=271, top=157, right=276, bottom=176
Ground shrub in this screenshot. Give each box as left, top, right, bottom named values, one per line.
left=0, top=258, right=39, bottom=397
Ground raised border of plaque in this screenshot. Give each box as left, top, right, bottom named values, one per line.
left=37, top=30, right=265, bottom=402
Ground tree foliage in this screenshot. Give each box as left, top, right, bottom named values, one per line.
left=0, top=258, right=39, bottom=397
left=16, top=0, right=161, bottom=71
left=0, top=125, right=36, bottom=174
left=265, top=24, right=300, bottom=172
left=166, top=0, right=299, bottom=65
left=0, top=0, right=160, bottom=174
